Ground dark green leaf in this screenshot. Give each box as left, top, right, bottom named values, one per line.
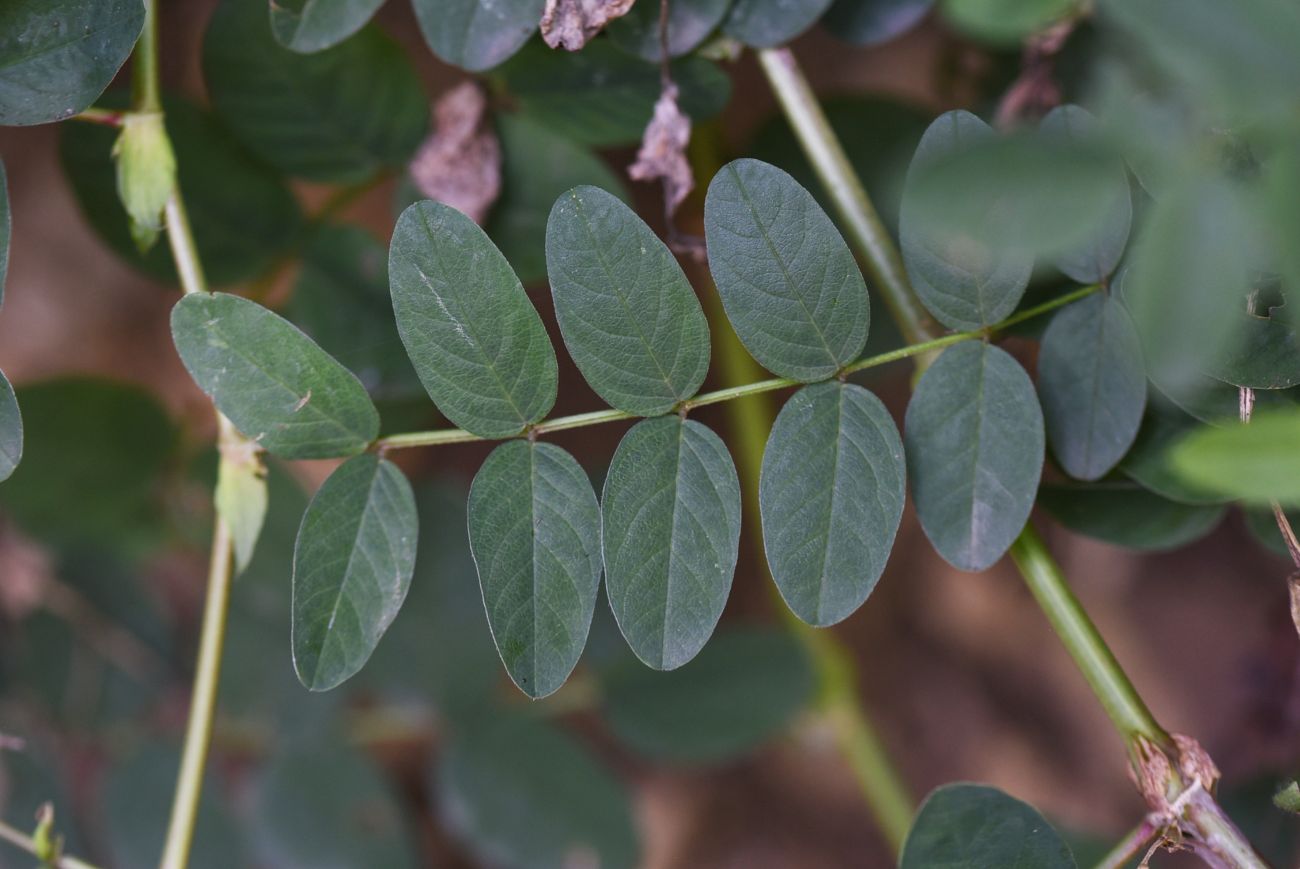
left=1170, top=410, right=1300, bottom=505
left=900, top=111, right=1032, bottom=329
left=1245, top=505, right=1300, bottom=559
left=547, top=185, right=711, bottom=416
left=437, top=714, right=639, bottom=869
left=722, top=0, right=833, bottom=47
left=468, top=440, right=602, bottom=699
left=1038, top=294, right=1146, bottom=481
left=1039, top=482, right=1224, bottom=551
left=0, top=369, right=20, bottom=482
left=1041, top=105, right=1131, bottom=283
left=204, top=0, right=428, bottom=181
left=254, top=743, right=417, bottom=868
left=940, top=0, right=1077, bottom=44
left=823, top=0, right=933, bottom=45
left=900, top=783, right=1076, bottom=869
left=603, top=416, right=741, bottom=670
left=608, top=0, right=732, bottom=60
left=602, top=626, right=815, bottom=763
left=0, top=159, right=8, bottom=307
left=60, top=95, right=303, bottom=287
left=269, top=0, right=385, bottom=52
left=414, top=0, right=543, bottom=72
left=1275, top=781, right=1300, bottom=815
left=171, top=292, right=379, bottom=458
left=389, top=200, right=557, bottom=438
left=288, top=224, right=423, bottom=401
left=761, top=381, right=906, bottom=625
left=1202, top=301, right=1300, bottom=390
left=705, top=158, right=871, bottom=381
left=1119, top=397, right=1230, bottom=506
left=0, top=0, right=143, bottom=126
left=496, top=40, right=731, bottom=148
left=292, top=454, right=417, bottom=691
left=905, top=343, right=1044, bottom=571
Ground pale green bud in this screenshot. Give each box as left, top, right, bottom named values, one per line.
left=112, top=111, right=176, bottom=253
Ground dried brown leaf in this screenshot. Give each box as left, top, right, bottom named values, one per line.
left=629, top=82, right=694, bottom=216
left=540, top=0, right=636, bottom=50
left=408, top=82, right=501, bottom=225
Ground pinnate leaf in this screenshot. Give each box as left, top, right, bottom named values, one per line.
left=901, top=783, right=1076, bottom=868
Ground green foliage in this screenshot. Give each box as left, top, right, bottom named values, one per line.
left=705, top=159, right=871, bottom=381
left=906, top=343, right=1044, bottom=571
left=1038, top=482, right=1224, bottom=551
left=0, top=370, right=19, bottom=482
left=723, top=0, right=834, bottom=47
left=1119, top=398, right=1230, bottom=506
left=414, top=0, right=544, bottom=72
left=0, top=0, right=143, bottom=125
left=822, top=0, right=933, bottom=45
left=467, top=440, right=602, bottom=698
left=269, top=0, right=385, bottom=53
left=761, top=382, right=906, bottom=625
left=204, top=0, right=427, bottom=182
left=940, top=0, right=1077, bottom=45
left=603, top=416, right=742, bottom=670
left=389, top=200, right=557, bottom=438
left=546, top=185, right=711, bottom=416
left=171, top=292, right=379, bottom=458
left=292, top=454, right=417, bottom=691
left=1171, top=410, right=1300, bottom=505
left=901, top=783, right=1076, bottom=868
left=608, top=0, right=731, bottom=60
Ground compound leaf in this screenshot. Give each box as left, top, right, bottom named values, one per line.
left=547, top=185, right=711, bottom=416
left=269, top=0, right=385, bottom=53
left=467, top=441, right=602, bottom=699
left=901, top=783, right=1076, bottom=869
left=413, top=0, right=544, bottom=72
left=722, top=0, right=834, bottom=47
left=761, top=381, right=906, bottom=625
left=171, top=292, right=379, bottom=459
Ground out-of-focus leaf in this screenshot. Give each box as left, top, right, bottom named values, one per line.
left=1170, top=410, right=1300, bottom=505
left=601, top=626, right=815, bottom=763
left=414, top=0, right=544, bottom=72
left=495, top=40, right=731, bottom=148
left=823, top=0, right=933, bottom=45
left=389, top=200, right=557, bottom=438
left=292, top=454, right=417, bottom=691
left=547, top=185, right=711, bottom=416
left=1037, top=294, right=1146, bottom=481
left=940, top=0, right=1076, bottom=45
left=1244, top=506, right=1300, bottom=560
left=171, top=292, right=379, bottom=459
left=1219, top=776, right=1300, bottom=867
left=603, top=416, right=740, bottom=670
left=905, top=343, right=1043, bottom=571
left=1119, top=397, right=1232, bottom=506
left=722, top=0, right=833, bottom=47
left=608, top=0, right=732, bottom=60
left=1275, top=781, right=1300, bottom=815
left=205, top=0, right=428, bottom=182
left=288, top=224, right=423, bottom=401
left=705, top=159, right=871, bottom=381
left=0, top=0, right=143, bottom=126
left=761, top=381, right=905, bottom=625
left=60, top=96, right=303, bottom=287
left=437, top=714, right=639, bottom=869
left=468, top=441, right=601, bottom=699
left=0, top=160, right=8, bottom=307
left=0, top=371, right=20, bottom=482
left=1201, top=295, right=1300, bottom=390
left=269, top=0, right=385, bottom=52
left=900, top=783, right=1076, bottom=868
left=1039, top=482, right=1224, bottom=551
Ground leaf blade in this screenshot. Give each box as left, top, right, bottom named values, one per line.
left=269, top=0, right=385, bottom=53
left=901, top=783, right=1076, bottom=869
left=414, top=0, right=544, bottom=72
left=0, top=370, right=21, bottom=483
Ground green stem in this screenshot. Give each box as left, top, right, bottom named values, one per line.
left=130, top=0, right=160, bottom=113
left=0, top=818, right=99, bottom=869
left=375, top=285, right=1092, bottom=453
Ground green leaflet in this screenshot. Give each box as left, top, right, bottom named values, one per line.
left=269, top=0, right=385, bottom=52
left=292, top=454, right=418, bottom=691
left=467, top=441, right=602, bottom=700
left=1202, top=300, right=1300, bottom=390
left=822, top=0, right=933, bottom=45
left=900, top=110, right=1032, bottom=330
left=1119, top=397, right=1229, bottom=506
left=1037, top=295, right=1146, bottom=481
left=546, top=185, right=711, bottom=416
left=760, top=381, right=906, bottom=626
left=1039, top=482, right=1224, bottom=552
left=204, top=0, right=428, bottom=182
left=0, top=370, right=18, bottom=482
left=941, top=0, right=1077, bottom=44
left=413, top=0, right=543, bottom=72
left=1042, top=105, right=1132, bottom=284
left=0, top=160, right=8, bottom=308
left=608, top=0, right=732, bottom=60
left=603, top=416, right=741, bottom=670
left=901, top=783, right=1076, bottom=869
left=437, top=714, right=639, bottom=869
left=171, top=292, right=379, bottom=459
left=389, top=200, right=558, bottom=438
left=905, top=343, right=1044, bottom=571
left=1170, top=410, right=1300, bottom=505
left=0, top=0, right=143, bottom=126
left=705, top=159, right=871, bottom=382
left=723, top=0, right=834, bottom=47
left=601, top=626, right=815, bottom=763
left=60, top=95, right=304, bottom=287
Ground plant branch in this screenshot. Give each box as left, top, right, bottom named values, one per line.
left=1092, top=816, right=1159, bottom=869
left=374, top=284, right=1094, bottom=453
left=0, top=816, right=99, bottom=869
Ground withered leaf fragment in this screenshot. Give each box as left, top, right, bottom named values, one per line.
left=541, top=0, right=636, bottom=51
left=629, top=82, right=694, bottom=215
left=408, top=82, right=501, bottom=224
